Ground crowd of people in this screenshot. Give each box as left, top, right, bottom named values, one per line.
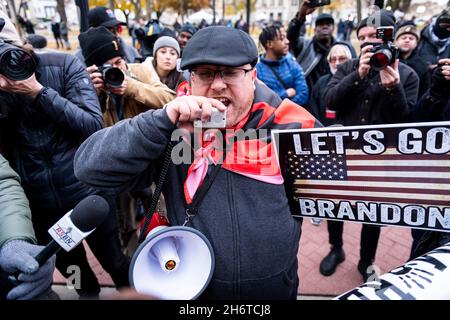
left=0, top=1, right=449, bottom=300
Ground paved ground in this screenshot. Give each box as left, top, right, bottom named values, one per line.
left=298, top=219, right=412, bottom=297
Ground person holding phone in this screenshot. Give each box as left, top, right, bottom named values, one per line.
left=287, top=0, right=355, bottom=96
left=74, top=26, right=323, bottom=299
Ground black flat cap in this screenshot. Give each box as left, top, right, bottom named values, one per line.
left=180, top=26, right=258, bottom=70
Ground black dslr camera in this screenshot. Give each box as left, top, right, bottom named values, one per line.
left=0, top=18, right=37, bottom=80
left=369, top=26, right=398, bottom=71
left=97, top=64, right=124, bottom=88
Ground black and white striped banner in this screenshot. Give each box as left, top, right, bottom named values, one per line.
left=335, top=242, right=450, bottom=300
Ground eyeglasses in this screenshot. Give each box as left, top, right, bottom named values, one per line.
left=329, top=56, right=348, bottom=63
left=191, top=67, right=253, bottom=85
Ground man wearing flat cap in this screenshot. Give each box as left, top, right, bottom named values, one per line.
left=74, top=26, right=322, bottom=299
left=395, top=22, right=430, bottom=97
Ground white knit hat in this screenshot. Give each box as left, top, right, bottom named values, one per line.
left=0, top=10, right=23, bottom=46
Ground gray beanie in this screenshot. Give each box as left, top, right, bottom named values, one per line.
left=153, top=36, right=180, bottom=57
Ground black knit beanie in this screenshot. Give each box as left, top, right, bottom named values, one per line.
left=79, top=26, right=125, bottom=67
left=356, top=10, right=396, bottom=36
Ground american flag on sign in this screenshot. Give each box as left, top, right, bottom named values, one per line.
left=289, top=148, right=450, bottom=207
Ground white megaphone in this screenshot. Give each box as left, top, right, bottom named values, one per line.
left=129, top=222, right=215, bottom=300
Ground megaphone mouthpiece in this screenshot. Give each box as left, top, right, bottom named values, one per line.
left=130, top=226, right=215, bottom=300
left=150, top=234, right=180, bottom=273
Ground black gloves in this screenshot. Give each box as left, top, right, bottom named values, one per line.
left=430, top=64, right=450, bottom=100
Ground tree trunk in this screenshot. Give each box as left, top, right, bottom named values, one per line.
left=357, top=0, right=362, bottom=24
left=6, top=0, right=23, bottom=38
left=122, top=10, right=129, bottom=26
left=133, top=1, right=141, bottom=18
left=56, top=0, right=68, bottom=24
left=400, top=0, right=412, bottom=13
left=145, top=0, right=152, bottom=20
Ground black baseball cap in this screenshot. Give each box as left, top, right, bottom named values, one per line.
left=179, top=23, right=197, bottom=36
left=315, top=13, right=334, bottom=26
left=88, top=6, right=121, bottom=28
left=180, top=26, right=258, bottom=70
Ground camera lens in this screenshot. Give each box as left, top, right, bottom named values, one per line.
left=370, top=49, right=392, bottom=71
left=0, top=48, right=36, bottom=80
left=103, top=67, right=124, bottom=88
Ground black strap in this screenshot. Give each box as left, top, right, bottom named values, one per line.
left=185, top=164, right=222, bottom=222
left=138, top=141, right=175, bottom=244
left=267, top=64, right=289, bottom=90
left=138, top=133, right=229, bottom=241
left=183, top=133, right=235, bottom=225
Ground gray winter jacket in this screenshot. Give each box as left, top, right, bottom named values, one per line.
left=0, top=154, right=35, bottom=247
left=74, top=84, right=308, bottom=299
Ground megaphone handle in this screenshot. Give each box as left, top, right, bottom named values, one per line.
left=138, top=141, right=175, bottom=244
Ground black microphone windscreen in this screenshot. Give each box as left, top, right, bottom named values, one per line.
left=70, top=195, right=109, bottom=232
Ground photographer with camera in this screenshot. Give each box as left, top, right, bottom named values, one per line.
left=411, top=58, right=450, bottom=125
left=321, top=11, right=419, bottom=282
left=75, top=6, right=141, bottom=66
left=79, top=27, right=175, bottom=126
left=408, top=59, right=450, bottom=262
left=417, top=8, right=450, bottom=71
left=0, top=11, right=131, bottom=298
left=79, top=26, right=175, bottom=255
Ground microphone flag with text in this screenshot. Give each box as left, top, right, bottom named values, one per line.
left=0, top=195, right=109, bottom=297
left=34, top=195, right=110, bottom=265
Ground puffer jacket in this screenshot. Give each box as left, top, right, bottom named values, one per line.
left=0, top=51, right=103, bottom=210
left=0, top=154, right=35, bottom=247
left=74, top=81, right=320, bottom=299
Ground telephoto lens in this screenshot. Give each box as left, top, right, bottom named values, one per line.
left=0, top=43, right=37, bottom=80
left=98, top=64, right=124, bottom=88
left=370, top=48, right=393, bottom=71
left=103, top=67, right=124, bottom=88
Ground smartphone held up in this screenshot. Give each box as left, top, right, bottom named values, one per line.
left=307, top=0, right=331, bottom=9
